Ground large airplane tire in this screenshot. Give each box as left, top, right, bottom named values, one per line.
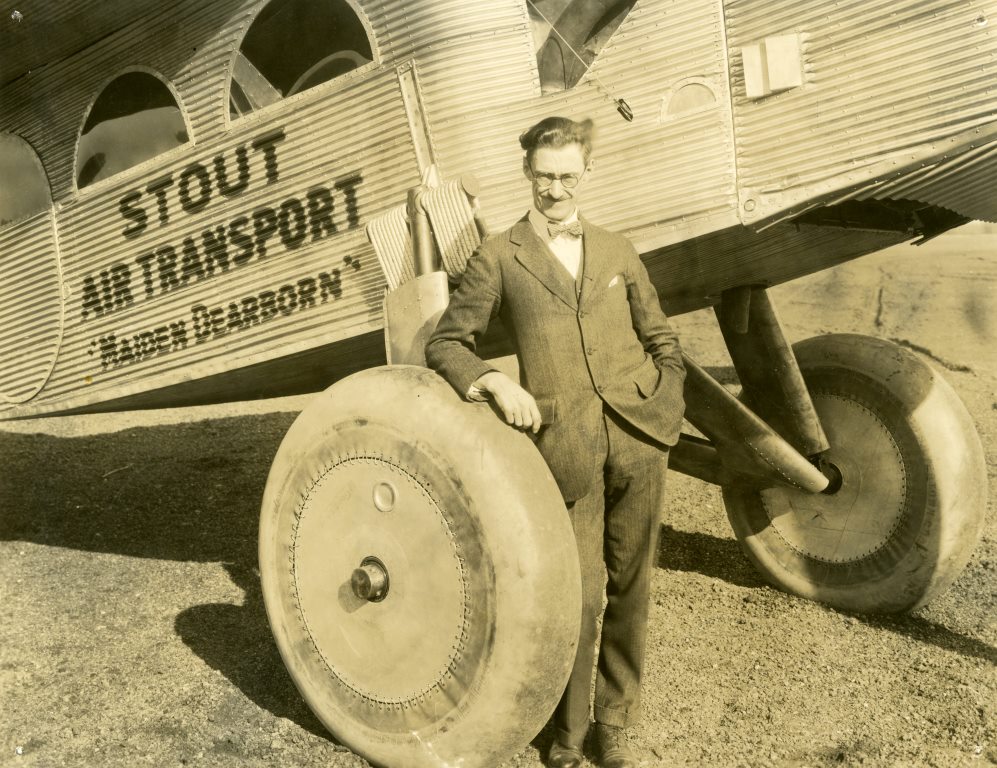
left=259, top=365, right=580, bottom=768
left=723, top=334, right=986, bottom=613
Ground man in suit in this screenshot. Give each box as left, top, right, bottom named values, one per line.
left=425, top=116, right=685, bottom=768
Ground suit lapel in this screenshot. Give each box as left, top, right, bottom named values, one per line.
left=511, top=217, right=578, bottom=310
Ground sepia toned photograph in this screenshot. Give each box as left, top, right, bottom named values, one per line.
left=1, top=1, right=994, bottom=766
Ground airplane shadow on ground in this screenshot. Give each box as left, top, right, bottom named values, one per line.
left=0, top=411, right=333, bottom=738
left=0, top=413, right=297, bottom=563
left=657, top=524, right=765, bottom=589
left=658, top=525, right=997, bottom=667
left=1, top=410, right=992, bottom=741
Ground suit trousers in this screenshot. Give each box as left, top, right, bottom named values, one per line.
left=554, top=404, right=669, bottom=747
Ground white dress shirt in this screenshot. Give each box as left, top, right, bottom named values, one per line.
left=528, top=207, right=583, bottom=280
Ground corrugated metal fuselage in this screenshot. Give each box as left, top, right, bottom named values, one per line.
left=1, top=0, right=994, bottom=417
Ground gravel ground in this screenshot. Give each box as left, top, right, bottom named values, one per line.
left=1, top=234, right=994, bottom=768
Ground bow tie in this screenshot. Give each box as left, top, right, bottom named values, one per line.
left=547, top=219, right=583, bottom=239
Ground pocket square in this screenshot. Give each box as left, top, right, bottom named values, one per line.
left=608, top=274, right=622, bottom=288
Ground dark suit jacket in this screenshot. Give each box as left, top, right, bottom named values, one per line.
left=426, top=214, right=686, bottom=501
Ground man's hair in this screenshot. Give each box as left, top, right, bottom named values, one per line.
left=519, top=116, right=594, bottom=164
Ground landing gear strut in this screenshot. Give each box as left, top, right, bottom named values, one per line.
left=674, top=288, right=986, bottom=613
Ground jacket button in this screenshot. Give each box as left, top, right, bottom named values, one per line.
left=586, top=347, right=594, bottom=355
left=595, top=384, right=603, bottom=392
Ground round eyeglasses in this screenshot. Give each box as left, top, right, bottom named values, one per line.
left=529, top=169, right=583, bottom=189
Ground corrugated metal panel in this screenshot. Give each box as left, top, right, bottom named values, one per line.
left=725, top=0, right=997, bottom=226
left=0, top=209, right=63, bottom=403
left=646, top=222, right=908, bottom=315
left=850, top=136, right=997, bottom=222
left=0, top=0, right=246, bottom=201
left=0, top=0, right=744, bottom=417
left=403, top=0, right=739, bottom=243
left=34, top=66, right=419, bottom=413
left=366, top=203, right=415, bottom=291
left=0, top=0, right=165, bottom=85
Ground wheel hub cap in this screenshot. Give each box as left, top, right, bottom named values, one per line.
left=760, top=395, right=908, bottom=563
left=292, top=457, right=467, bottom=704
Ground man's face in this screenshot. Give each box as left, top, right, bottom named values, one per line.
left=524, top=143, right=589, bottom=222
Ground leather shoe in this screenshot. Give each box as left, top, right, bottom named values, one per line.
left=547, top=740, right=584, bottom=768
left=594, top=724, right=637, bottom=768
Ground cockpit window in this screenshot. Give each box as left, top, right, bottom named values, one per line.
left=528, top=0, right=637, bottom=94
left=230, top=0, right=374, bottom=119
left=0, top=134, right=51, bottom=227
left=76, top=71, right=189, bottom=189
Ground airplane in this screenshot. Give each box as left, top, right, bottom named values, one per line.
left=1, top=1, right=991, bottom=766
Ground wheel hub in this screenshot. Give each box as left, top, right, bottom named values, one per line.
left=760, top=394, right=908, bottom=564
left=351, top=556, right=389, bottom=602
left=292, top=456, right=467, bottom=704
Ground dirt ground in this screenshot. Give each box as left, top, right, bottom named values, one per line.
left=1, top=232, right=994, bottom=768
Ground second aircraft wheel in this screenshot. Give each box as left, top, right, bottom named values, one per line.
left=723, top=334, right=986, bottom=613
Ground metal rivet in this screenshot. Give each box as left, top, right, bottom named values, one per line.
left=744, top=198, right=757, bottom=212
left=372, top=482, right=396, bottom=512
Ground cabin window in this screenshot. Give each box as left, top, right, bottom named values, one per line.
left=76, top=71, right=189, bottom=189
left=0, top=134, right=52, bottom=227
left=667, top=83, right=716, bottom=115
left=230, top=0, right=374, bottom=118
left=528, top=0, right=637, bottom=94
left=661, top=79, right=718, bottom=122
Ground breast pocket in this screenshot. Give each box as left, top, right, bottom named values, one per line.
left=604, top=274, right=626, bottom=303
left=592, top=272, right=630, bottom=323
